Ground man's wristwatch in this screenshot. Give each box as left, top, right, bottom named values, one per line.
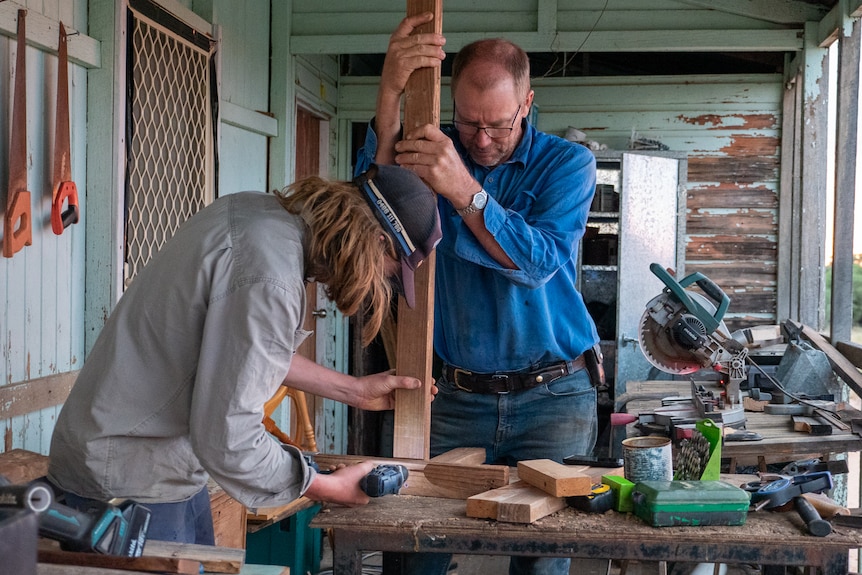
left=456, top=189, right=488, bottom=217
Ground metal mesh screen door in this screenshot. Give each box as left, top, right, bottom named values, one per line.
left=125, top=2, right=215, bottom=284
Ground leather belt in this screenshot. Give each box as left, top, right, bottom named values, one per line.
left=444, top=356, right=586, bottom=394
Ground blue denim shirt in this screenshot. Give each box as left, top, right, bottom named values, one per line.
left=357, top=121, right=599, bottom=373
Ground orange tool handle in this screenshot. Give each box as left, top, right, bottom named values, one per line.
left=51, top=181, right=79, bottom=235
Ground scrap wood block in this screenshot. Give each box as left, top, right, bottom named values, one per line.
left=466, top=480, right=566, bottom=523
left=312, top=453, right=509, bottom=499
left=0, top=449, right=50, bottom=483
left=429, top=447, right=487, bottom=465
left=517, top=459, right=614, bottom=497
left=208, top=480, right=247, bottom=550
left=792, top=415, right=833, bottom=435
left=144, top=540, right=245, bottom=574
left=38, top=548, right=202, bottom=574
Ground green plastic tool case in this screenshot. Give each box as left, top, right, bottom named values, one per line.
left=632, top=480, right=750, bottom=527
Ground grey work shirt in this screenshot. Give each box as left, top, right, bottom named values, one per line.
left=48, top=192, right=316, bottom=509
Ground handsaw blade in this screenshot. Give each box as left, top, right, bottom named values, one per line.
left=53, top=22, right=72, bottom=186
left=51, top=21, right=79, bottom=235
left=3, top=9, right=32, bottom=258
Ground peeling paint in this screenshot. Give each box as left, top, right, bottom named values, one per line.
left=677, top=113, right=777, bottom=130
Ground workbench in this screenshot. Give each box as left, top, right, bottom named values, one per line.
left=311, top=494, right=862, bottom=575
left=623, top=380, right=862, bottom=469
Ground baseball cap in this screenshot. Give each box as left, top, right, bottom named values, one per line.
left=354, top=164, right=442, bottom=308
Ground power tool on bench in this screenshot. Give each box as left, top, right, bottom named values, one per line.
left=0, top=475, right=150, bottom=556
left=637, top=263, right=751, bottom=428
left=303, top=454, right=408, bottom=497
left=359, top=465, right=409, bottom=497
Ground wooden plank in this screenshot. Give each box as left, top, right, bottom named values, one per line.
left=38, top=565, right=154, bottom=575
left=142, top=541, right=244, bottom=574
left=0, top=449, right=50, bottom=483
left=790, top=321, right=862, bottom=398
left=837, top=341, right=862, bottom=369
left=429, top=447, right=486, bottom=465
left=311, top=453, right=509, bottom=499
left=392, top=0, right=442, bottom=460
left=829, top=17, right=860, bottom=342
left=0, top=371, right=79, bottom=420
left=208, top=481, right=246, bottom=550
left=517, top=459, right=597, bottom=497
left=38, top=550, right=201, bottom=575
left=0, top=3, right=101, bottom=68
left=792, top=415, right=832, bottom=435
left=466, top=481, right=566, bottom=524
left=246, top=496, right=315, bottom=530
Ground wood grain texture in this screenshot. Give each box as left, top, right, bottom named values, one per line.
left=143, top=541, right=244, bottom=574
left=38, top=550, right=201, bottom=575
left=516, top=459, right=595, bottom=497
left=0, top=371, right=78, bottom=420
left=312, top=453, right=509, bottom=499
left=393, top=0, right=443, bottom=460
left=0, top=449, right=49, bottom=483
left=466, top=481, right=567, bottom=524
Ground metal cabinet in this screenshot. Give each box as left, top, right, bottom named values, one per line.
left=579, top=151, right=687, bottom=398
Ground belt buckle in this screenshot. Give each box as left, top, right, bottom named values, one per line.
left=490, top=374, right=511, bottom=394
left=452, top=368, right=474, bottom=392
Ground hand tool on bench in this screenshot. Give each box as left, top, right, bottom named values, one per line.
left=744, top=471, right=834, bottom=536
left=51, top=22, right=79, bottom=235
left=3, top=10, right=32, bottom=258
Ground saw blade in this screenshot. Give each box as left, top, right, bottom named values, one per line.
left=638, top=291, right=728, bottom=375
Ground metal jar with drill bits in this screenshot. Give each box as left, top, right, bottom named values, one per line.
left=622, top=436, right=673, bottom=483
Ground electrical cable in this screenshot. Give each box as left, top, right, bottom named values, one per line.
left=542, top=0, right=610, bottom=78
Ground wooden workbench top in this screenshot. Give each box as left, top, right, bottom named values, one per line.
left=312, top=494, right=862, bottom=549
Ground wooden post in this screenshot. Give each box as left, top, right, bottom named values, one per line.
left=392, top=0, right=442, bottom=459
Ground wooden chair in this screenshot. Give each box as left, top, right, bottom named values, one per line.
left=263, top=386, right=318, bottom=452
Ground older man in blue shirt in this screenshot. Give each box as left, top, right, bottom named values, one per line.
left=357, top=12, right=601, bottom=575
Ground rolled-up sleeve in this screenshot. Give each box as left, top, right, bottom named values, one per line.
left=189, top=280, right=315, bottom=509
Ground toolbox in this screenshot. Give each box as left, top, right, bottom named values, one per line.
left=632, top=480, right=750, bottom=527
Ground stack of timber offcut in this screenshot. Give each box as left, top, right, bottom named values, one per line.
left=467, top=459, right=623, bottom=524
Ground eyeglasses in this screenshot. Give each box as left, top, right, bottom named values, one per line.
left=453, top=104, right=521, bottom=139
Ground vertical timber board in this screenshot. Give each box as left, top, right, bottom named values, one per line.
left=830, top=17, right=860, bottom=342
left=392, top=0, right=442, bottom=459
left=799, top=22, right=829, bottom=329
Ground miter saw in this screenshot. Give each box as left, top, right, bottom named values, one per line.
left=638, top=263, right=750, bottom=427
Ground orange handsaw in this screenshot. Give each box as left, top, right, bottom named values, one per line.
left=3, top=10, right=32, bottom=257
left=51, top=22, right=79, bottom=235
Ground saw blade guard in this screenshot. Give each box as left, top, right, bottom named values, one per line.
left=639, top=291, right=726, bottom=374
left=638, top=264, right=732, bottom=375
left=648, top=263, right=729, bottom=333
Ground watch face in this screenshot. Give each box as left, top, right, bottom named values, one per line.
left=474, top=190, right=488, bottom=209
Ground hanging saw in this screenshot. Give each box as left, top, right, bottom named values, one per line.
left=3, top=10, right=32, bottom=257
left=638, top=263, right=749, bottom=415
left=51, top=22, right=79, bottom=235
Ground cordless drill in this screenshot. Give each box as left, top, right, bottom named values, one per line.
left=359, top=465, right=409, bottom=497
left=0, top=475, right=151, bottom=556
left=303, top=454, right=409, bottom=497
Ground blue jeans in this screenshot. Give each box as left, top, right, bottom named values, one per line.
left=390, top=367, right=597, bottom=575
left=63, top=485, right=215, bottom=545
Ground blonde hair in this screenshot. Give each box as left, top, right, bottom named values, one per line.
left=276, top=176, right=395, bottom=346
